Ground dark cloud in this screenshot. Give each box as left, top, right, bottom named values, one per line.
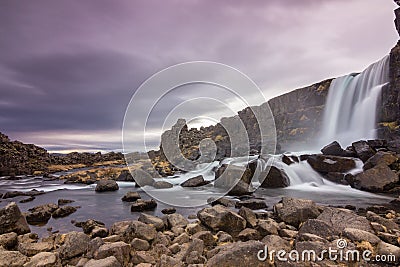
left=0, top=0, right=397, bottom=152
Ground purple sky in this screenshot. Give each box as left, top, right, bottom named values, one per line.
left=0, top=0, right=398, bottom=153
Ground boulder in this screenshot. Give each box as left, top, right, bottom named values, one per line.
left=58, top=231, right=90, bottom=260
left=18, top=241, right=53, bottom=256
left=274, top=197, right=321, bottom=227
left=121, top=192, right=141, bottom=202
left=363, top=151, right=398, bottom=171
left=342, top=228, right=381, bottom=245
left=353, top=164, right=399, bottom=192
left=95, top=180, right=119, bottom=192
left=130, top=238, right=150, bottom=251
left=122, top=221, right=157, bottom=242
left=161, top=208, right=176, bottom=214
left=0, top=232, right=17, bottom=249
left=130, top=199, right=157, bottom=212
left=192, top=231, right=215, bottom=247
left=207, top=240, right=266, bottom=267
left=138, top=213, right=165, bottom=231
left=297, top=219, right=337, bottom=240
left=307, top=154, right=356, bottom=173
left=238, top=207, right=258, bottom=228
left=166, top=213, right=189, bottom=228
left=197, top=205, right=246, bottom=236
left=237, top=228, right=261, bottom=241
left=256, top=218, right=279, bottom=236
left=116, top=170, right=134, bottom=182
left=24, top=252, right=61, bottom=267
left=321, top=141, right=346, bottom=156
left=282, top=154, right=294, bottom=165
left=317, top=208, right=373, bottom=233
left=57, top=199, right=74, bottom=206
left=235, top=199, right=267, bottom=210
left=152, top=181, right=173, bottom=189
left=262, top=235, right=291, bottom=252
left=259, top=166, right=290, bottom=188
left=110, top=221, right=131, bottom=236
left=94, top=241, right=130, bottom=266
left=0, top=202, right=30, bottom=235
left=0, top=250, right=28, bottom=267
left=214, top=164, right=253, bottom=196
left=26, top=203, right=58, bottom=225
left=180, top=175, right=210, bottom=187
left=207, top=197, right=237, bottom=207
left=352, top=140, right=376, bottom=162
left=84, top=256, right=122, bottom=267
left=80, top=219, right=106, bottom=234
left=52, top=206, right=77, bottom=218
left=132, top=169, right=155, bottom=187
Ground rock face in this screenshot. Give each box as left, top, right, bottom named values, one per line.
left=0, top=202, right=30, bottom=235
left=95, top=180, right=119, bottom=192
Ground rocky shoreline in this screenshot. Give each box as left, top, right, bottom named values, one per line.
left=1, top=194, right=400, bottom=266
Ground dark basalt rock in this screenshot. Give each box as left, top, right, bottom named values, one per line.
left=121, top=192, right=141, bottom=202
left=131, top=199, right=157, bottom=212
left=307, top=154, right=356, bottom=173
left=181, top=175, right=210, bottom=187
left=259, top=166, right=290, bottom=188
left=353, top=164, right=399, bottom=192
left=152, top=181, right=173, bottom=189
left=321, top=141, right=346, bottom=156
left=0, top=202, right=30, bottom=235
left=95, top=179, right=119, bottom=192
left=352, top=141, right=376, bottom=162
left=52, top=206, right=78, bottom=218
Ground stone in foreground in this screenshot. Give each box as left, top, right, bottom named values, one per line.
left=0, top=202, right=30, bottom=235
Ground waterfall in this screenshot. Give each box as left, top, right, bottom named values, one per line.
left=319, top=55, right=390, bottom=147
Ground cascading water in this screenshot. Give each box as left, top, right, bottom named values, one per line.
left=319, top=55, right=390, bottom=147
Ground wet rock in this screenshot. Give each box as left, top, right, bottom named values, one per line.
left=94, top=241, right=130, bottom=266
left=58, top=231, right=90, bottom=260
left=214, top=164, right=253, bottom=196
left=207, top=240, right=266, bottom=267
left=116, top=170, right=134, bottom=182
left=52, top=206, right=77, bottom=218
left=132, top=169, right=155, bottom=187
left=0, top=250, right=28, bottom=267
left=235, top=199, right=267, bottom=210
left=95, top=179, right=119, bottom=192
left=121, top=192, right=141, bottom=202
left=363, top=151, right=397, bottom=170
left=3, top=190, right=45, bottom=199
left=19, top=196, right=35, bottom=203
left=352, top=140, right=376, bottom=162
left=130, top=238, right=150, bottom=251
left=131, top=199, right=157, bottom=212
left=321, top=141, right=346, bottom=156
left=80, top=219, right=106, bottom=234
left=161, top=207, right=176, bottom=214
left=84, top=256, right=121, bottom=267
left=122, top=221, right=157, bottom=242
left=138, top=213, right=165, bottom=231
left=274, top=197, right=321, bottom=227
left=197, top=205, right=246, bottom=236
left=57, top=199, right=75, bottom=206
left=0, top=232, right=17, bottom=249
left=24, top=252, right=61, bottom=267
left=307, top=154, right=356, bottom=173
left=0, top=202, right=30, bottom=235
left=153, top=181, right=173, bottom=189
left=238, top=207, right=258, bottom=228
left=282, top=154, right=294, bottom=165
left=92, top=227, right=108, bottom=238
left=353, top=164, right=399, bottom=192
left=259, top=165, right=290, bottom=188
left=180, top=175, right=210, bottom=187
left=18, top=241, right=53, bottom=256
left=26, top=204, right=58, bottom=225
left=166, top=213, right=189, bottom=229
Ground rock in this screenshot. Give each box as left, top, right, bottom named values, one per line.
left=214, top=164, right=253, bottom=196
left=262, top=235, right=291, bottom=251
left=182, top=238, right=204, bottom=263
left=321, top=141, right=346, bottom=156
left=132, top=169, right=155, bottom=187
left=238, top=207, right=258, bottom=228
left=207, top=197, right=237, bottom=207
left=138, top=213, right=165, bottom=231
left=0, top=202, right=30, bottom=235
left=19, top=197, right=35, bottom=203
left=376, top=241, right=400, bottom=263
left=57, top=199, right=75, bottom=206
left=26, top=204, right=57, bottom=225
left=186, top=223, right=205, bottom=235
left=207, top=240, right=266, bottom=267
left=279, top=228, right=298, bottom=238
left=86, top=237, right=104, bottom=258
left=95, top=180, right=119, bottom=192
left=180, top=175, right=210, bottom=187
left=353, top=164, right=399, bottom=192
left=131, top=199, right=157, bottom=212
left=173, top=233, right=190, bottom=245
left=131, top=251, right=155, bottom=265
left=58, top=231, right=90, bottom=260
left=259, top=166, right=290, bottom=188
left=282, top=154, right=294, bottom=165
left=130, top=238, right=150, bottom=251
left=318, top=208, right=373, bottom=233
left=52, top=206, right=77, bottom=218
left=378, top=232, right=399, bottom=246
left=235, top=199, right=267, bottom=210
left=0, top=232, right=17, bottom=249
left=161, top=208, right=176, bottom=214
left=18, top=241, right=53, bottom=256
left=84, top=256, right=121, bottom=267
left=256, top=218, right=279, bottom=236
left=121, top=192, right=141, bottom=202
left=153, top=181, right=173, bottom=189
left=116, top=170, right=134, bottom=182
left=157, top=255, right=182, bottom=267
left=92, top=227, right=108, bottom=238
left=216, top=231, right=233, bottom=243
left=237, top=228, right=261, bottom=241
left=274, top=197, right=321, bottom=227
left=166, top=213, right=189, bottom=228
left=81, top=219, right=106, bottom=234
left=24, top=252, right=61, bottom=267
left=297, top=219, right=336, bottom=240
left=122, top=221, right=157, bottom=242
left=307, top=154, right=356, bottom=173
left=363, top=151, right=397, bottom=170
left=192, top=231, right=215, bottom=247
left=197, top=205, right=246, bottom=236
left=110, top=221, right=131, bottom=236
left=352, top=140, right=376, bottom=162
left=366, top=211, right=399, bottom=230
left=0, top=250, right=28, bottom=267
left=342, top=227, right=381, bottom=245
left=94, top=241, right=130, bottom=266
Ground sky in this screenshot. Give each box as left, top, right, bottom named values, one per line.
left=0, top=0, right=398, bottom=153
